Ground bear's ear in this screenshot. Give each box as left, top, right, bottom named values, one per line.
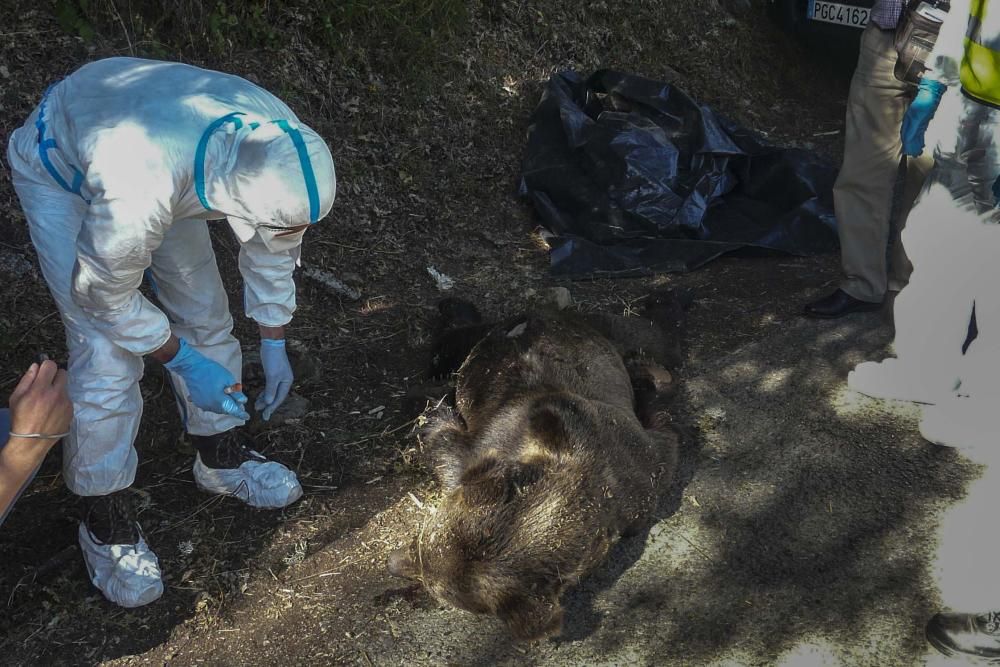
left=497, top=593, right=564, bottom=641
left=528, top=403, right=569, bottom=452
left=419, top=407, right=472, bottom=491
left=459, top=455, right=507, bottom=506
left=429, top=440, right=470, bottom=491
left=460, top=458, right=544, bottom=506
left=460, top=454, right=503, bottom=483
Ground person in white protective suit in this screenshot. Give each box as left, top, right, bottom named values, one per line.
left=5, top=57, right=336, bottom=608
left=848, top=0, right=1000, bottom=451
left=847, top=3, right=1000, bottom=659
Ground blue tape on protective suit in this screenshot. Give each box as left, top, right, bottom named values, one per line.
left=35, top=84, right=90, bottom=203
left=194, top=112, right=246, bottom=211
left=273, top=119, right=321, bottom=223
left=195, top=113, right=320, bottom=223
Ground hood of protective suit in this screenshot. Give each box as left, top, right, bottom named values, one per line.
left=197, top=115, right=336, bottom=244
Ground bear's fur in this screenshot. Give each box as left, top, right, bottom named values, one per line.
left=388, top=292, right=686, bottom=640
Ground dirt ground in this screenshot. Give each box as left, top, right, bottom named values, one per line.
left=0, top=2, right=987, bottom=666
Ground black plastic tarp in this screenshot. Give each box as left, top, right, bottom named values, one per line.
left=519, top=70, right=840, bottom=276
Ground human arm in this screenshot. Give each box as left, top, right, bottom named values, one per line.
left=901, top=78, right=947, bottom=156
left=900, top=0, right=971, bottom=156
left=238, top=235, right=300, bottom=329
left=146, top=332, right=249, bottom=419
left=258, top=325, right=286, bottom=340
left=76, top=203, right=248, bottom=418
left=148, top=333, right=181, bottom=364
left=0, top=361, right=73, bottom=522
left=239, top=236, right=299, bottom=420
left=257, top=325, right=293, bottom=421
left=161, top=337, right=250, bottom=420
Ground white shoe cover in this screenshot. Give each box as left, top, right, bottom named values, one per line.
left=847, top=359, right=959, bottom=405
left=919, top=399, right=997, bottom=451
left=78, top=522, right=163, bottom=608
left=192, top=452, right=303, bottom=509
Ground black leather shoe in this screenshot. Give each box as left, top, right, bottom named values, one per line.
left=803, top=289, right=881, bottom=319
left=926, top=610, right=1000, bottom=660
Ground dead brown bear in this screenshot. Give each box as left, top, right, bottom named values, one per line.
left=388, top=292, right=686, bottom=640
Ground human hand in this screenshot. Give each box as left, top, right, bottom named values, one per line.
left=901, top=78, right=946, bottom=157
left=8, top=361, right=73, bottom=442
left=256, top=339, right=293, bottom=421
left=163, top=338, right=250, bottom=420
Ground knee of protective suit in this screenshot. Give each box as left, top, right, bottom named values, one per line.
left=59, top=335, right=144, bottom=497
left=66, top=334, right=144, bottom=403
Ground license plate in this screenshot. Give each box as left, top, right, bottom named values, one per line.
left=808, top=1, right=870, bottom=28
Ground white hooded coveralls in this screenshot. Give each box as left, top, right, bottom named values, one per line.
left=889, top=0, right=1000, bottom=400
left=5, top=58, right=336, bottom=497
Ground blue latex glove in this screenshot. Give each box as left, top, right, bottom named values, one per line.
left=901, top=78, right=947, bottom=157
left=256, top=339, right=293, bottom=421
left=164, top=338, right=250, bottom=420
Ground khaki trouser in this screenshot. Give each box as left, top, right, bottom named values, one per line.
left=836, top=24, right=934, bottom=303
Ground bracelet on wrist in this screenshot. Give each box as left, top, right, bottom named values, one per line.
left=8, top=431, right=70, bottom=440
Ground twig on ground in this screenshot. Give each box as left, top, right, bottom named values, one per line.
left=151, top=493, right=228, bottom=534
left=302, top=267, right=362, bottom=301
left=286, top=569, right=340, bottom=584
left=679, top=533, right=714, bottom=562
left=336, top=416, right=420, bottom=449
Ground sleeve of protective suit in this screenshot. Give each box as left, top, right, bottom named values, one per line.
left=238, top=234, right=300, bottom=327
left=925, top=0, right=972, bottom=86
left=72, top=198, right=172, bottom=357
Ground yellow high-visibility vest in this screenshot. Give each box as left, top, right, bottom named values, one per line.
left=962, top=0, right=1000, bottom=105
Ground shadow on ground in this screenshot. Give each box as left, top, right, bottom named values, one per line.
left=587, top=311, right=976, bottom=666
left=316, top=292, right=979, bottom=667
